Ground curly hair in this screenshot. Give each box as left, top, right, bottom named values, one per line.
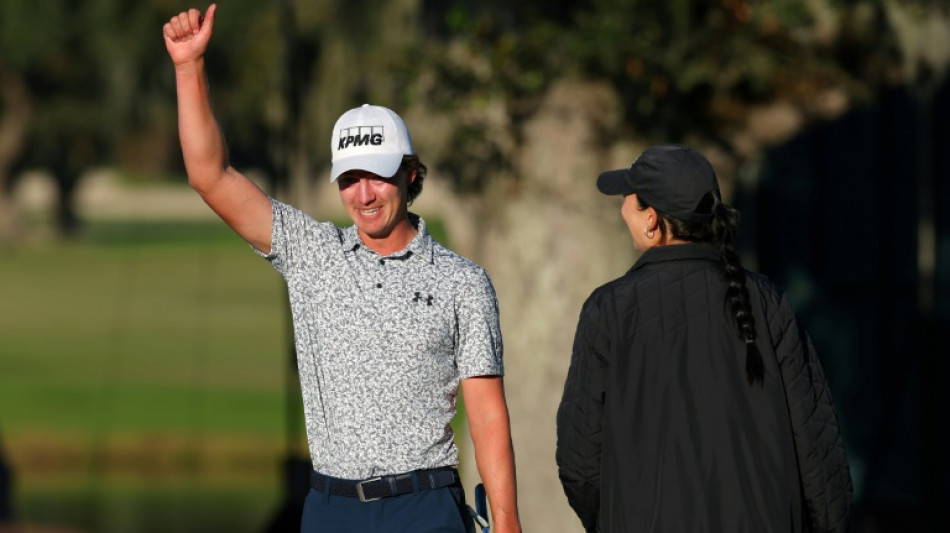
left=400, top=155, right=427, bottom=205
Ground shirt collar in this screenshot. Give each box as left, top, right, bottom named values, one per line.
left=629, top=241, right=721, bottom=273
left=342, top=212, right=434, bottom=263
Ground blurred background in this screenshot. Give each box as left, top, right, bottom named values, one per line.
left=1, top=0, right=948, bottom=532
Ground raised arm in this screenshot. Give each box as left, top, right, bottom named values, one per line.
left=461, top=376, right=522, bottom=533
left=163, top=4, right=273, bottom=253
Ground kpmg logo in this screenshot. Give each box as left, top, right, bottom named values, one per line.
left=338, top=126, right=384, bottom=151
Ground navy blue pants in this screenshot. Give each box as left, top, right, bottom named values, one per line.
left=301, top=481, right=474, bottom=532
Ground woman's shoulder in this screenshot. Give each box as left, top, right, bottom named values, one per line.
left=583, top=270, right=646, bottom=311
left=743, top=269, right=799, bottom=325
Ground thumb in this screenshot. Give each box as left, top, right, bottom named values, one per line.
left=200, top=4, right=217, bottom=36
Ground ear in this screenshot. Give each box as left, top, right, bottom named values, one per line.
left=644, top=207, right=659, bottom=230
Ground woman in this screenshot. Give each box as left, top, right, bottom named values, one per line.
left=556, top=145, right=852, bottom=532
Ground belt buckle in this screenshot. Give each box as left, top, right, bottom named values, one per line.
left=356, top=477, right=382, bottom=503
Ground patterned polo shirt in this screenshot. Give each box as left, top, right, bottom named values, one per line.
left=257, top=199, right=504, bottom=479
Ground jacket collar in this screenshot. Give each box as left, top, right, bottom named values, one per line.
left=629, top=241, right=721, bottom=273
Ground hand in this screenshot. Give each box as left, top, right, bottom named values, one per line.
left=163, top=4, right=217, bottom=66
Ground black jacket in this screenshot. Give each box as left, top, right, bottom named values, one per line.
left=556, top=243, right=851, bottom=533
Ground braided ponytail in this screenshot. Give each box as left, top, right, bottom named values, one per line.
left=637, top=193, right=765, bottom=385
left=712, top=199, right=764, bottom=385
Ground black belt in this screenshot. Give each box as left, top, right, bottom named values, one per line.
left=310, top=467, right=459, bottom=503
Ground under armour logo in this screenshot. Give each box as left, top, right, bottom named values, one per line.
left=412, top=292, right=433, bottom=306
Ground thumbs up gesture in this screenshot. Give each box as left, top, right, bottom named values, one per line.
left=163, top=4, right=218, bottom=67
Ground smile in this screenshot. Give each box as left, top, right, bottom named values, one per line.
left=360, top=208, right=381, bottom=216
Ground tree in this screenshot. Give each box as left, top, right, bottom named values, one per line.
left=400, top=2, right=949, bottom=530
left=0, top=0, right=110, bottom=238
left=0, top=59, right=31, bottom=243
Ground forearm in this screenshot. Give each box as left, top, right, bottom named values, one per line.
left=167, top=38, right=272, bottom=252
left=556, top=391, right=603, bottom=530
left=778, top=321, right=852, bottom=531
left=556, top=303, right=608, bottom=531
left=470, top=413, right=521, bottom=533
left=174, top=58, right=230, bottom=194
left=463, top=377, right=521, bottom=533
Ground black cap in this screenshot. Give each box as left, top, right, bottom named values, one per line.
left=596, top=144, right=720, bottom=223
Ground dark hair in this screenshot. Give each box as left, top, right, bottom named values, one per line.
left=400, top=155, right=427, bottom=205
left=639, top=192, right=765, bottom=385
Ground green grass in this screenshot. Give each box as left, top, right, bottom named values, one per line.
left=1, top=220, right=290, bottom=532
left=0, top=221, right=287, bottom=436
left=0, top=216, right=460, bottom=533
left=19, top=483, right=285, bottom=533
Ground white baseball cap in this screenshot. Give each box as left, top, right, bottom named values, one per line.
left=329, top=104, right=414, bottom=182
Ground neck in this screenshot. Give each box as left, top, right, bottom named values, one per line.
left=360, top=218, right=418, bottom=256
left=641, top=235, right=688, bottom=251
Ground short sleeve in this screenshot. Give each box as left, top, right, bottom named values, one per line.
left=455, top=269, right=504, bottom=378
left=252, top=199, right=339, bottom=279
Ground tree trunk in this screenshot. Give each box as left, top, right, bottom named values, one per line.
left=0, top=65, right=31, bottom=243
left=454, top=80, right=637, bottom=532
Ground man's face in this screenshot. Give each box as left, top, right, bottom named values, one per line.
left=337, top=169, right=412, bottom=242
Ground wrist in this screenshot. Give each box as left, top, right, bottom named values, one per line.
left=491, top=515, right=521, bottom=533
left=174, top=57, right=205, bottom=75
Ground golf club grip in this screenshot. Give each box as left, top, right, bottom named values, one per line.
left=475, top=483, right=488, bottom=520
